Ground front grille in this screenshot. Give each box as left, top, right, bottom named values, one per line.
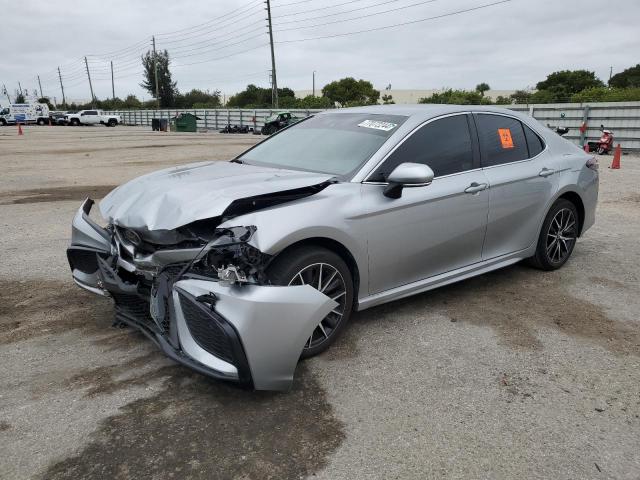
left=67, top=249, right=100, bottom=274
left=178, top=292, right=235, bottom=364
left=112, top=293, right=157, bottom=332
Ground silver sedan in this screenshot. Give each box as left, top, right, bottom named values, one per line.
left=67, top=105, right=599, bottom=390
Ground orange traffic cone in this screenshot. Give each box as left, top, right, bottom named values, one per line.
left=17, top=123, right=23, bottom=136
left=610, top=144, right=621, bottom=169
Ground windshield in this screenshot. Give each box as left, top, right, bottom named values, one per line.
left=239, top=113, right=407, bottom=177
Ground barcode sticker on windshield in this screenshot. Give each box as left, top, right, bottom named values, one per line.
left=358, top=120, right=397, bottom=132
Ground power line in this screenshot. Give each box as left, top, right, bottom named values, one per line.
left=272, top=0, right=317, bottom=7
left=156, top=0, right=263, bottom=38
left=276, top=0, right=511, bottom=42
left=159, top=26, right=265, bottom=55
left=276, top=0, right=437, bottom=31
left=276, top=0, right=402, bottom=24
left=158, top=18, right=264, bottom=47
left=276, top=0, right=366, bottom=18
left=172, top=43, right=269, bottom=68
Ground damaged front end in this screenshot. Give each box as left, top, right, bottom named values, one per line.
left=67, top=198, right=337, bottom=391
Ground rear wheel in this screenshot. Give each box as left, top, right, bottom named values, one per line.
left=597, top=146, right=606, bottom=155
left=262, top=124, right=275, bottom=135
left=527, top=198, right=578, bottom=270
left=267, top=246, right=354, bottom=358
left=108, top=118, right=118, bottom=127
left=37, top=118, right=46, bottom=126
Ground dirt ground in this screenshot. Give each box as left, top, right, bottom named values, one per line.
left=1, top=125, right=639, bottom=480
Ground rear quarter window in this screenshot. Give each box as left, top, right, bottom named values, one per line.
left=475, top=114, right=528, bottom=167
left=523, top=123, right=545, bottom=157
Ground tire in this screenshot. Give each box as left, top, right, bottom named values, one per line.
left=107, top=118, right=117, bottom=127
left=70, top=118, right=80, bottom=126
left=262, top=124, right=275, bottom=135
left=37, top=118, right=46, bottom=126
left=0, top=119, right=6, bottom=126
left=527, top=198, right=579, bottom=270
left=597, top=146, right=606, bottom=155
left=267, top=245, right=354, bottom=358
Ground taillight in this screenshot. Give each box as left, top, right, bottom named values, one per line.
left=586, top=156, right=599, bottom=171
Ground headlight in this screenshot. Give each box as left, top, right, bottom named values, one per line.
left=187, top=226, right=271, bottom=286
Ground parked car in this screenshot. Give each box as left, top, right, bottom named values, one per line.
left=49, top=112, right=68, bottom=126
left=261, top=110, right=300, bottom=135
left=66, top=109, right=120, bottom=127
left=67, top=105, right=599, bottom=391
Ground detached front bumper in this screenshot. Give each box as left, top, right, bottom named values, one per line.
left=67, top=199, right=337, bottom=391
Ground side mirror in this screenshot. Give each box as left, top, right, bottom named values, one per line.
left=383, top=162, right=434, bottom=199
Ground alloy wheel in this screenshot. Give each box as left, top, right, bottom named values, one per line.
left=288, top=262, right=347, bottom=350
left=545, top=208, right=576, bottom=264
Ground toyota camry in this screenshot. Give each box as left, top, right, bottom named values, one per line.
left=67, top=105, right=599, bottom=390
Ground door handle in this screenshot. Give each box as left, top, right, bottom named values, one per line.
left=538, top=168, right=556, bottom=177
left=464, top=182, right=488, bottom=194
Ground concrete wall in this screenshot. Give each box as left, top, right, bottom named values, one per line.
left=111, top=101, right=640, bottom=150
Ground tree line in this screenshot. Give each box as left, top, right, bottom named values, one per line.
left=35, top=52, right=640, bottom=111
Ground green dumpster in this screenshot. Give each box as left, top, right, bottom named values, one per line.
left=172, top=113, right=200, bottom=132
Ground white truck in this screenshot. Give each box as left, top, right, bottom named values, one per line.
left=0, top=103, right=50, bottom=126
left=65, top=110, right=121, bottom=127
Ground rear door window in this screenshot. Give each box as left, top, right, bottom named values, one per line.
left=369, top=114, right=474, bottom=181
left=475, top=114, right=528, bottom=167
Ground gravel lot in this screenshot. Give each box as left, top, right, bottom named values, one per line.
left=1, top=125, right=639, bottom=480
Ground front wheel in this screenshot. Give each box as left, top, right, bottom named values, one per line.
left=527, top=199, right=579, bottom=270
left=37, top=118, right=46, bottom=126
left=267, top=246, right=354, bottom=358
left=107, top=119, right=117, bottom=127
left=70, top=118, right=80, bottom=126
left=262, top=124, right=275, bottom=135
left=597, top=146, right=606, bottom=155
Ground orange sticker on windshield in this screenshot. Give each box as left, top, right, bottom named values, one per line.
left=498, top=128, right=514, bottom=149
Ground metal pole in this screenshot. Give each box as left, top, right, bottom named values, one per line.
left=2, top=84, right=10, bottom=103
left=111, top=60, right=115, bottom=100
left=37, top=75, right=43, bottom=98
left=265, top=0, right=278, bottom=108
left=18, top=82, right=23, bottom=96
left=312, top=71, right=316, bottom=97
left=152, top=36, right=160, bottom=108
left=84, top=56, right=95, bottom=104
left=57, top=67, right=66, bottom=105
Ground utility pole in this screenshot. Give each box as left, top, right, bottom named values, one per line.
left=312, top=71, right=316, bottom=97
left=265, top=0, right=278, bottom=108
left=2, top=83, right=11, bottom=103
left=84, top=56, right=95, bottom=104
left=37, top=75, right=43, bottom=98
left=609, top=66, right=613, bottom=83
left=152, top=36, right=160, bottom=109
left=57, top=67, right=66, bottom=105
left=18, top=82, right=23, bottom=96
left=111, top=60, right=115, bottom=100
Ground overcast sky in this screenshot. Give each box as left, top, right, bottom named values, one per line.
left=1, top=0, right=639, bottom=103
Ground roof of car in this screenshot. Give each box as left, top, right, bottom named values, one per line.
left=318, top=103, right=524, bottom=119
left=315, top=104, right=544, bottom=135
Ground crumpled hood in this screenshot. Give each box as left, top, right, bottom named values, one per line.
left=99, top=161, right=334, bottom=231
